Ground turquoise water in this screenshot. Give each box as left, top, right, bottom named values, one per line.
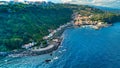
left=0, top=23, right=120, bottom=68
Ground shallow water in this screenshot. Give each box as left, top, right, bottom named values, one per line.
left=0, top=23, right=120, bottom=68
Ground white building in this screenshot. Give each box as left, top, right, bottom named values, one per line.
left=52, top=39, right=59, bottom=42
left=13, top=0, right=25, bottom=2
left=22, top=42, right=36, bottom=49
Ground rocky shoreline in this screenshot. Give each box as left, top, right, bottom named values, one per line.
left=0, top=22, right=73, bottom=57
left=0, top=13, right=111, bottom=57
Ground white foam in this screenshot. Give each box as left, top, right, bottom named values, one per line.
left=58, top=51, right=62, bottom=53
left=54, top=56, right=59, bottom=60
left=59, top=46, right=63, bottom=48
left=62, top=49, right=66, bottom=52
left=4, top=60, right=8, bottom=62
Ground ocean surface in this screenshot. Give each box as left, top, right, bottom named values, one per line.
left=0, top=22, right=120, bottom=68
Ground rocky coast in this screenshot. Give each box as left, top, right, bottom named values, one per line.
left=0, top=13, right=111, bottom=57
left=0, top=22, right=73, bottom=57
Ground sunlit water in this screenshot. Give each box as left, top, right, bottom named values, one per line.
left=0, top=23, right=120, bottom=68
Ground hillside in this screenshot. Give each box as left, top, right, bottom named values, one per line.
left=0, top=3, right=74, bottom=51
left=0, top=2, right=120, bottom=51
left=92, top=6, right=120, bottom=14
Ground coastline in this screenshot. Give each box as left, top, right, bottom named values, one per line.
left=0, top=13, right=112, bottom=57
left=73, top=13, right=112, bottom=29
left=0, top=22, right=73, bottom=57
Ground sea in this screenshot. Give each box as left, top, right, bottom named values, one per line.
left=0, top=22, right=120, bottom=68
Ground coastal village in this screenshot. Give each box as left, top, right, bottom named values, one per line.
left=21, top=22, right=72, bottom=50
left=6, top=22, right=73, bottom=57
left=73, top=13, right=109, bottom=29
left=18, top=12, right=108, bottom=55
left=1, top=12, right=110, bottom=57
left=0, top=0, right=111, bottom=57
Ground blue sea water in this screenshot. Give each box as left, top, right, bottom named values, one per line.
left=0, top=22, right=120, bottom=68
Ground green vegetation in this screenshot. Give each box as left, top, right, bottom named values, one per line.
left=73, top=5, right=120, bottom=24
left=0, top=3, right=73, bottom=51
left=0, top=2, right=120, bottom=51
left=75, top=5, right=104, bottom=16
left=91, top=13, right=120, bottom=23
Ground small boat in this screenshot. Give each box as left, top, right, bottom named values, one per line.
left=45, top=59, right=51, bottom=63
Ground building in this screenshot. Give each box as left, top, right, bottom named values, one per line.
left=14, top=0, right=24, bottom=2
left=22, top=42, right=36, bottom=49
left=52, top=39, right=59, bottom=42
left=14, top=0, right=19, bottom=2
left=0, top=1, right=8, bottom=5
